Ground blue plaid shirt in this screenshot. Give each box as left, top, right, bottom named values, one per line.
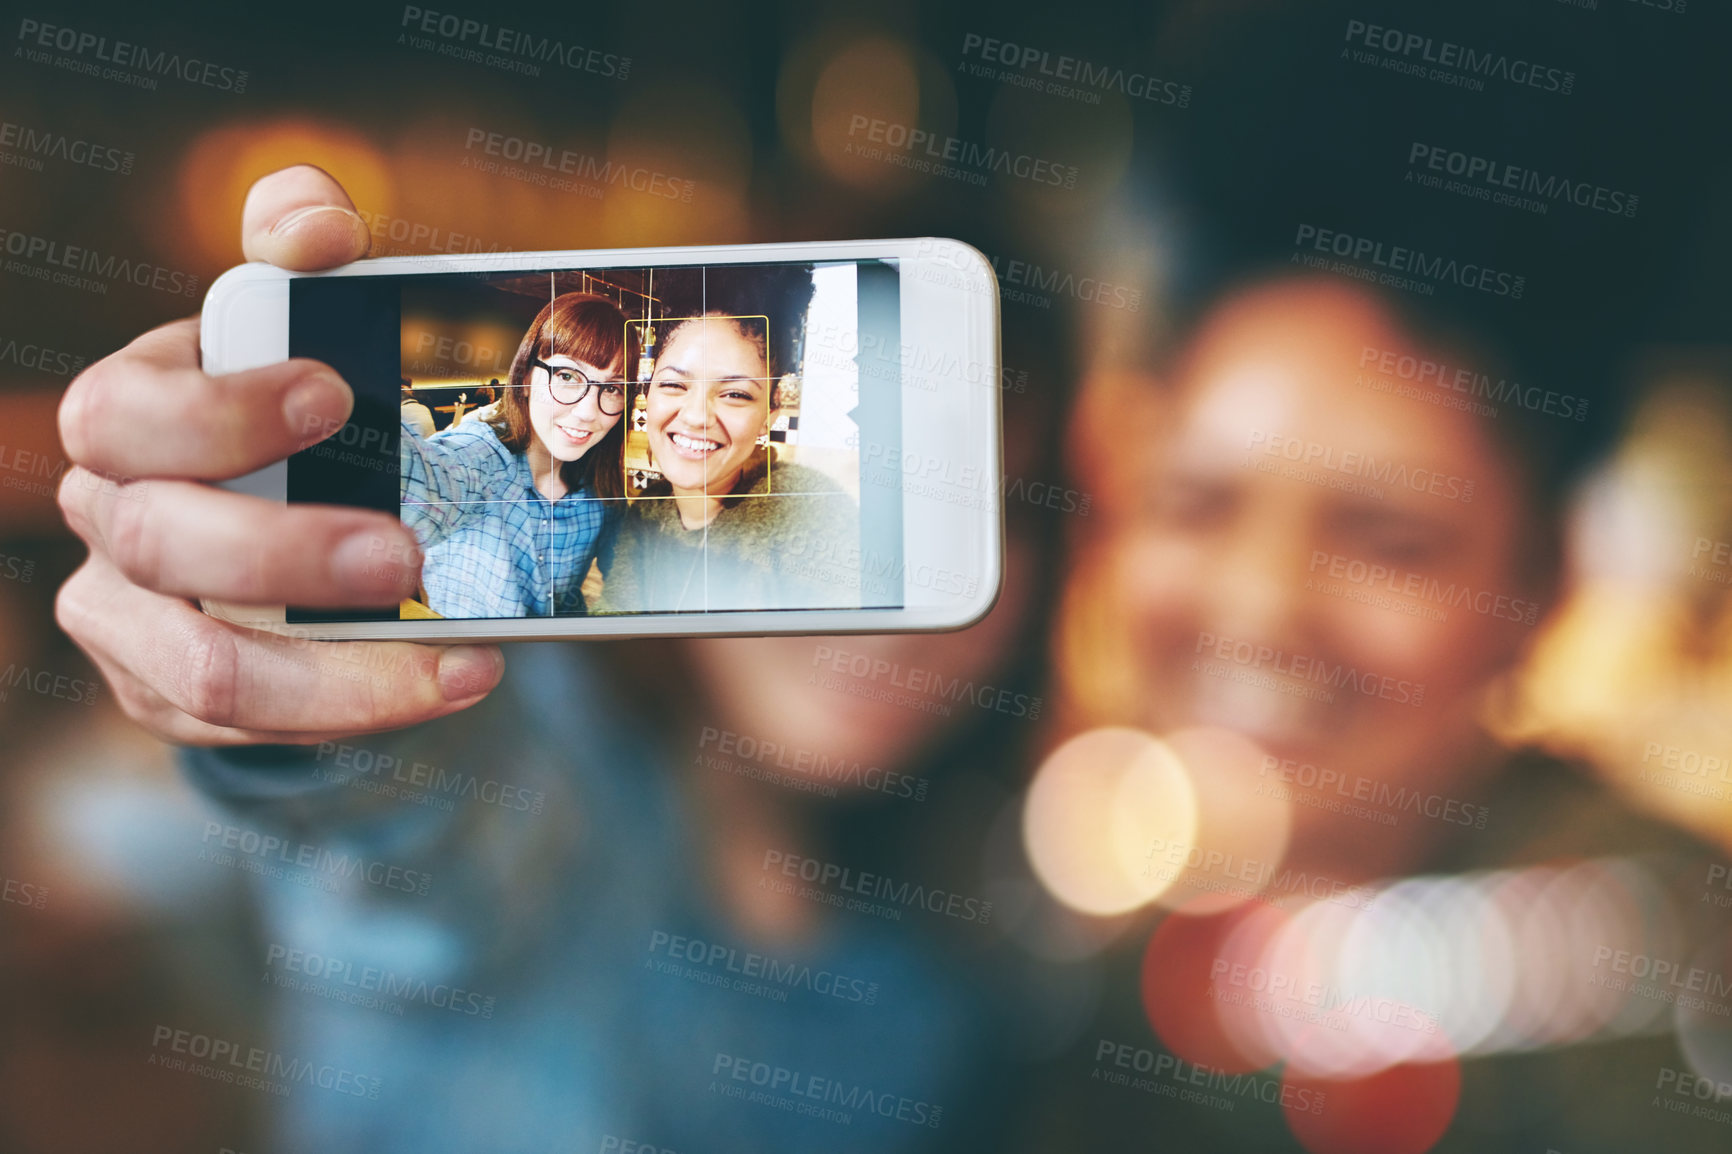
left=400, top=419, right=616, bottom=618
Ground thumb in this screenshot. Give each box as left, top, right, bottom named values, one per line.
left=240, top=164, right=372, bottom=271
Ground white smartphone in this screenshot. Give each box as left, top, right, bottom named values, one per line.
left=199, top=238, right=1003, bottom=642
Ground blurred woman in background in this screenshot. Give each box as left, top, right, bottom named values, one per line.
left=1064, top=274, right=1555, bottom=882
left=1036, top=270, right=1730, bottom=1153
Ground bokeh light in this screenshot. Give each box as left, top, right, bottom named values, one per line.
left=1138, top=854, right=1700, bottom=1106
left=1023, top=727, right=1196, bottom=916
left=1143, top=897, right=1290, bottom=1073
left=1282, top=1060, right=1462, bottom=1154
left=1414, top=874, right=1515, bottom=1055
left=783, top=34, right=958, bottom=195
left=1480, top=866, right=1577, bottom=1052
left=176, top=118, right=394, bottom=271
left=602, top=81, right=753, bottom=245
left=1675, top=925, right=1732, bottom=1091
left=1147, top=727, right=1292, bottom=915
left=1497, top=381, right=1732, bottom=854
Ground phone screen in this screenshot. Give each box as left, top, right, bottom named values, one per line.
left=286, top=260, right=904, bottom=622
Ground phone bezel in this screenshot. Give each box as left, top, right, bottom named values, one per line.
left=199, top=238, right=1003, bottom=642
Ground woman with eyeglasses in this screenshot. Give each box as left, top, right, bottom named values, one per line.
left=401, top=291, right=630, bottom=618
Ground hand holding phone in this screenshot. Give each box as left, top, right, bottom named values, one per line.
left=53, top=166, right=505, bottom=747
left=200, top=233, right=1002, bottom=641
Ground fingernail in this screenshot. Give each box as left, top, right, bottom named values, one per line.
left=283, top=370, right=352, bottom=445
left=270, top=204, right=364, bottom=238
left=438, top=646, right=503, bottom=701
left=330, top=529, right=420, bottom=598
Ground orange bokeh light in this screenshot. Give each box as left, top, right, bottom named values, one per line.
left=177, top=119, right=395, bottom=271
left=1023, top=726, right=1197, bottom=917
left=807, top=37, right=925, bottom=192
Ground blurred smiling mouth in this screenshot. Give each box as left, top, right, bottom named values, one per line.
left=669, top=431, right=722, bottom=458
left=554, top=425, right=595, bottom=446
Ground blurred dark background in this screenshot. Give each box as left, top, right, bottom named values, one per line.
left=3, top=1, right=1730, bottom=1151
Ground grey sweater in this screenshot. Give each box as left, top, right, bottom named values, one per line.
left=592, top=454, right=861, bottom=614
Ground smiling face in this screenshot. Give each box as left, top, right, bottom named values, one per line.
left=1095, top=280, right=1544, bottom=844
left=646, top=317, right=777, bottom=496
left=527, top=353, right=624, bottom=464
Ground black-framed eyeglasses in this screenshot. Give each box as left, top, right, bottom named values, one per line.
left=531, top=359, right=627, bottom=415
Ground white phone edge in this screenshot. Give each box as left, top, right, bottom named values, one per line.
left=199, top=237, right=1004, bottom=643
